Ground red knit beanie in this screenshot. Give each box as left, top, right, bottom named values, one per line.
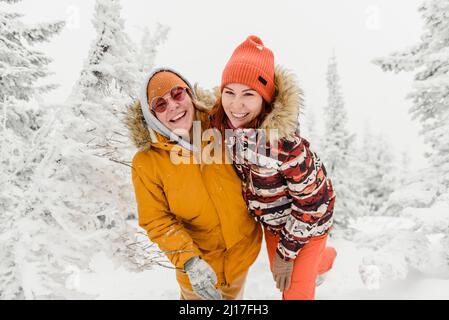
left=221, top=35, right=275, bottom=103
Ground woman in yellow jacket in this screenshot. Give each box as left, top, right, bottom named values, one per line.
left=125, top=68, right=262, bottom=300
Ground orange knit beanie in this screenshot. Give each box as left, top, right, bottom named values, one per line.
left=221, top=35, right=275, bottom=103
left=147, top=71, right=190, bottom=107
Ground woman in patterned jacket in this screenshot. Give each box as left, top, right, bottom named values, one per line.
left=210, top=35, right=337, bottom=300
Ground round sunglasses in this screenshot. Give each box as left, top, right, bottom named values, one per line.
left=151, top=86, right=188, bottom=113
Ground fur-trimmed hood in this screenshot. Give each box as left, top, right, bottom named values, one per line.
left=260, top=66, right=303, bottom=139
left=124, top=66, right=303, bottom=151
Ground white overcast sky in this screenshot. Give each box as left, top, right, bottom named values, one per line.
left=10, top=0, right=428, bottom=168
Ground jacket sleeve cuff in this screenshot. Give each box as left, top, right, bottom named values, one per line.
left=175, top=246, right=202, bottom=272
left=276, top=237, right=308, bottom=262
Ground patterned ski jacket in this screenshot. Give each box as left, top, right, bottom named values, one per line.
left=224, top=66, right=336, bottom=262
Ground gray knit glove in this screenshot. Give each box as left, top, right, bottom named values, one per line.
left=184, top=256, right=222, bottom=300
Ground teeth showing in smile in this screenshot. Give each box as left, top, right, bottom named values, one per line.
left=231, top=112, right=249, bottom=119
left=170, top=111, right=186, bottom=122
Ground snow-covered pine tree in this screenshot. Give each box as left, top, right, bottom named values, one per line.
left=302, top=105, right=320, bottom=149
left=321, top=53, right=363, bottom=228
left=73, top=0, right=139, bottom=102
left=0, top=0, right=165, bottom=298
left=373, top=0, right=449, bottom=267
left=0, top=0, right=70, bottom=299
left=19, top=0, right=156, bottom=296
left=372, top=0, right=449, bottom=202
left=359, top=124, right=398, bottom=215
left=137, top=24, right=169, bottom=75
left=0, top=0, right=64, bottom=102
left=0, top=0, right=64, bottom=170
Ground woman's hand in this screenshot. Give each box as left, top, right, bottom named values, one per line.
left=184, top=256, right=222, bottom=300
left=272, top=253, right=294, bottom=292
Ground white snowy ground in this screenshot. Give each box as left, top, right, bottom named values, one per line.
left=74, top=219, right=449, bottom=300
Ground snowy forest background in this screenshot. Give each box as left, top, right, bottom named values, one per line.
left=1, top=0, right=448, bottom=299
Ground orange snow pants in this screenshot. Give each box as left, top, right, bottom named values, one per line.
left=265, top=228, right=337, bottom=300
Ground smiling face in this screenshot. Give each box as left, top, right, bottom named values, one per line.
left=221, top=83, right=264, bottom=128
left=154, top=89, right=195, bottom=138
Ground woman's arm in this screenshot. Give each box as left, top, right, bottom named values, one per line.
left=132, top=153, right=202, bottom=270
left=277, top=138, right=336, bottom=261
